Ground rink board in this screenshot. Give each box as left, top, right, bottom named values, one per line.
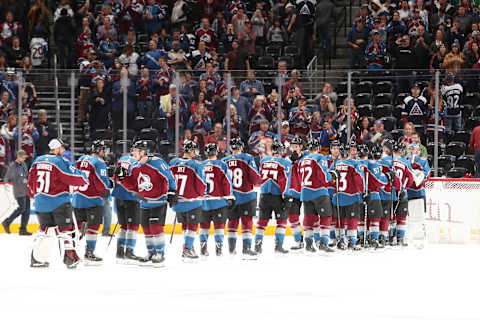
left=2, top=179, right=480, bottom=243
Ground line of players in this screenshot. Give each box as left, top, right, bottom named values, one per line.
left=27, top=133, right=430, bottom=269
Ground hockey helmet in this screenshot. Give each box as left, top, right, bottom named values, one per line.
left=339, top=145, right=349, bottom=158
left=357, top=144, right=370, bottom=158
left=347, top=140, right=358, bottom=151
left=272, top=140, right=285, bottom=155
left=330, top=140, right=341, bottom=149
left=392, top=140, right=405, bottom=153
left=91, top=140, right=107, bottom=154
left=183, top=140, right=198, bottom=154
left=205, top=143, right=219, bottom=156
left=371, top=144, right=383, bottom=159
left=230, top=137, right=244, bottom=152
left=132, top=140, right=154, bottom=156
left=307, top=138, right=320, bottom=151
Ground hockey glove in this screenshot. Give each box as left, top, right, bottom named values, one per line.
left=290, top=151, right=301, bottom=163
left=101, top=189, right=111, bottom=199
left=132, top=192, right=147, bottom=202
left=363, top=191, right=370, bottom=203
left=329, top=170, right=339, bottom=183
left=386, top=170, right=396, bottom=181
left=167, top=189, right=178, bottom=207
left=115, top=166, right=128, bottom=181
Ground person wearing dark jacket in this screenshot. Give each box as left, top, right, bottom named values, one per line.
left=34, top=109, right=57, bottom=156
left=392, top=34, right=415, bottom=93
left=88, top=78, right=111, bottom=134
left=111, top=68, right=136, bottom=130
left=6, top=36, right=25, bottom=68
left=54, top=8, right=76, bottom=69
left=347, top=18, right=369, bottom=69
left=1, top=150, right=31, bottom=235
left=315, top=0, right=335, bottom=49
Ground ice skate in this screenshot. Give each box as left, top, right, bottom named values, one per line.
left=242, top=240, right=257, bottom=260
left=125, top=248, right=142, bottom=264
left=305, top=238, right=316, bottom=255
left=64, top=249, right=80, bottom=269
left=274, top=239, right=288, bottom=254
left=215, top=242, right=223, bottom=256
left=30, top=251, right=49, bottom=268
left=84, top=250, right=103, bottom=266
left=182, top=245, right=199, bottom=262
left=254, top=239, right=263, bottom=254
left=200, top=241, right=209, bottom=257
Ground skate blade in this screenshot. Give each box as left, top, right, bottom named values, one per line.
left=241, top=255, right=258, bottom=261
left=304, top=250, right=317, bottom=256
left=84, top=260, right=103, bottom=267
left=66, top=261, right=80, bottom=269
left=182, top=257, right=200, bottom=263
left=200, top=254, right=209, bottom=261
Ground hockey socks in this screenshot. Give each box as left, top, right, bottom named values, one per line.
left=85, top=224, right=100, bottom=252
left=255, top=219, right=269, bottom=242
left=143, top=225, right=165, bottom=254
left=313, top=215, right=320, bottom=242
left=396, top=216, right=407, bottom=240
left=213, top=223, right=225, bottom=244
left=275, top=219, right=287, bottom=245
left=288, top=213, right=302, bottom=243
left=319, top=216, right=331, bottom=245
left=200, top=222, right=225, bottom=244
left=240, top=216, right=253, bottom=248
left=183, top=223, right=197, bottom=250
left=369, top=218, right=380, bottom=241
left=126, top=225, right=139, bottom=250
left=346, top=218, right=359, bottom=245
left=117, top=226, right=127, bottom=251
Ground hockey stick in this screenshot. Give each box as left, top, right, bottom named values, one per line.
left=393, top=177, right=409, bottom=214
left=335, top=173, right=341, bottom=241
left=363, top=171, right=369, bottom=247
left=107, top=222, right=119, bottom=248
left=169, top=215, right=177, bottom=244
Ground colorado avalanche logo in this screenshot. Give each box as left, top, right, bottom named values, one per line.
left=138, top=173, right=153, bottom=192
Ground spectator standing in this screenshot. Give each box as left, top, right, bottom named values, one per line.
left=356, top=116, right=371, bottom=144
left=185, top=40, right=212, bottom=71
left=469, top=125, right=480, bottom=177
left=347, top=18, right=369, bottom=69
left=224, top=39, right=250, bottom=73
left=443, top=41, right=466, bottom=75
left=237, top=21, right=256, bottom=55
left=315, top=0, right=335, bottom=49
left=98, top=31, right=120, bottom=69
left=205, top=122, right=226, bottom=145
left=136, top=67, right=153, bottom=117
left=365, top=30, right=387, bottom=69
left=0, top=91, right=14, bottom=122
left=187, top=103, right=212, bottom=148
left=111, top=68, right=136, bottom=130
left=159, top=84, right=187, bottom=140
left=118, top=44, right=140, bottom=76
left=240, top=70, right=264, bottom=104
left=27, top=0, right=50, bottom=38
left=267, top=18, right=288, bottom=46
left=1, top=150, right=31, bottom=235
left=248, top=119, right=275, bottom=157
left=196, top=18, right=217, bottom=50
left=0, top=11, right=22, bottom=46
left=34, top=109, right=57, bottom=156
left=54, top=8, right=76, bottom=69
left=392, top=34, right=415, bottom=94
left=13, top=115, right=39, bottom=168
left=251, top=9, right=266, bottom=44
left=142, top=40, right=167, bottom=71
left=0, top=115, right=17, bottom=162
left=88, top=78, right=111, bottom=134
left=291, top=0, right=316, bottom=68
left=168, top=40, right=187, bottom=69
left=231, top=86, right=250, bottom=125
left=6, top=37, right=25, bottom=68
left=441, top=73, right=463, bottom=132
left=430, top=44, right=448, bottom=71
left=289, top=96, right=312, bottom=138
left=143, top=0, right=166, bottom=35
left=154, top=56, right=175, bottom=98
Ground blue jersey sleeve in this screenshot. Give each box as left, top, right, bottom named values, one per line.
left=96, top=160, right=111, bottom=189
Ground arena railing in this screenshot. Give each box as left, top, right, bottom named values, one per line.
left=8, top=68, right=480, bottom=178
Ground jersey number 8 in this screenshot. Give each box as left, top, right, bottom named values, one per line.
left=228, top=168, right=243, bottom=188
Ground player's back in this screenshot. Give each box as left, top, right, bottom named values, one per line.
left=222, top=153, right=259, bottom=205
left=363, top=160, right=388, bottom=199
left=393, top=156, right=414, bottom=200
left=112, top=155, right=139, bottom=201
left=72, top=155, right=110, bottom=208
left=259, top=156, right=291, bottom=196
left=133, top=157, right=176, bottom=208
left=332, top=158, right=364, bottom=206
left=170, top=157, right=206, bottom=212
left=287, top=159, right=302, bottom=199
left=28, top=154, right=88, bottom=213
left=299, top=153, right=331, bottom=201
left=202, top=159, right=232, bottom=211
left=378, top=156, right=401, bottom=201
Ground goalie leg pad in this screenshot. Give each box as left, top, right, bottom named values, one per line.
left=408, top=198, right=426, bottom=242
left=32, top=227, right=58, bottom=264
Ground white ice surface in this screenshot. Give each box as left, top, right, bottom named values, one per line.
left=1, top=234, right=480, bottom=320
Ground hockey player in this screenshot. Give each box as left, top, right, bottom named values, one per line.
left=28, top=139, right=89, bottom=268
left=200, top=143, right=235, bottom=257
left=406, top=143, right=430, bottom=248
left=378, top=140, right=401, bottom=247
left=392, top=141, right=415, bottom=246
left=327, top=140, right=341, bottom=243
left=286, top=137, right=305, bottom=251
left=170, top=141, right=207, bottom=261
left=441, top=73, right=463, bottom=132
left=71, top=140, right=112, bottom=265
left=112, top=148, right=142, bottom=264
left=331, top=142, right=365, bottom=250
left=299, top=139, right=334, bottom=253
left=222, top=137, right=259, bottom=259
left=119, top=140, right=178, bottom=266
left=255, top=141, right=292, bottom=254
left=358, top=144, right=388, bottom=248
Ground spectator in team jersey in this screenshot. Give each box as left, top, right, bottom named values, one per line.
left=13, top=115, right=39, bottom=168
